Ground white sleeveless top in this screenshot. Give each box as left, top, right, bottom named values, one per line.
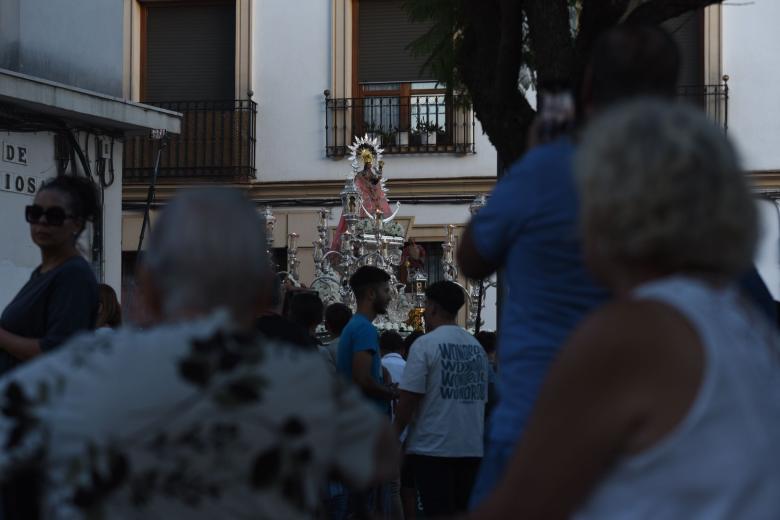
left=574, top=276, right=780, bottom=520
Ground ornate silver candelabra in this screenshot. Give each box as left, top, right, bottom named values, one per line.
left=263, top=206, right=276, bottom=268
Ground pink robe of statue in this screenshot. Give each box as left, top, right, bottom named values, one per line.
left=332, top=172, right=392, bottom=253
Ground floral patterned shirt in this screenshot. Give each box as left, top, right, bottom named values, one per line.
left=0, top=312, right=385, bottom=519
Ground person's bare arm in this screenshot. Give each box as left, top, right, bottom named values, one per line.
left=394, top=390, right=423, bottom=435
left=457, top=224, right=499, bottom=280
left=468, top=300, right=704, bottom=520
left=0, top=328, right=41, bottom=361
left=353, top=351, right=398, bottom=401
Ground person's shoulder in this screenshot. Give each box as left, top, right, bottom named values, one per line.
left=352, top=315, right=377, bottom=333
left=505, top=136, right=574, bottom=179
left=570, top=298, right=699, bottom=368
left=260, top=338, right=336, bottom=387
left=409, top=331, right=437, bottom=352
left=54, top=256, right=97, bottom=283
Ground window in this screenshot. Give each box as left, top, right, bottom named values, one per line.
left=357, top=0, right=434, bottom=85
left=143, top=2, right=235, bottom=102
left=325, top=0, right=475, bottom=155
left=421, top=242, right=444, bottom=283
left=357, top=1, right=449, bottom=145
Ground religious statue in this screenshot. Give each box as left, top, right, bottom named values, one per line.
left=332, top=136, right=393, bottom=252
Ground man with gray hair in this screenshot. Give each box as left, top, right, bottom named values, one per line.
left=0, top=188, right=397, bottom=519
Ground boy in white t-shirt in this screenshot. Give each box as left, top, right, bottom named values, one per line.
left=395, top=281, right=489, bottom=516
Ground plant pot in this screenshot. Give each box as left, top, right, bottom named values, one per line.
left=410, top=133, right=422, bottom=146
left=421, top=132, right=437, bottom=146
left=398, top=131, right=409, bottom=146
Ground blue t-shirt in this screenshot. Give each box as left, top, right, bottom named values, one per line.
left=471, top=137, right=609, bottom=443
left=336, top=313, right=385, bottom=411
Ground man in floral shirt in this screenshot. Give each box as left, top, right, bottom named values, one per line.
left=0, top=189, right=397, bottom=519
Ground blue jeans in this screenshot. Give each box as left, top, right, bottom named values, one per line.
left=323, top=481, right=348, bottom=520
left=468, top=439, right=517, bottom=510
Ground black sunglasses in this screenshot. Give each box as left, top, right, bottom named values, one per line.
left=25, top=205, right=75, bottom=226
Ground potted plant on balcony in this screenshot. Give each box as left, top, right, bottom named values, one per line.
left=379, top=127, right=397, bottom=148
left=364, top=121, right=379, bottom=140
left=417, top=120, right=443, bottom=146
left=396, top=126, right=409, bottom=146
left=409, top=126, right=422, bottom=147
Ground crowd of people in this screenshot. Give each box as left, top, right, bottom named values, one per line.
left=0, top=23, right=778, bottom=519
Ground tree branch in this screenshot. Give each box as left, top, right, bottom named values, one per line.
left=495, top=0, right=525, bottom=96
left=524, top=0, right=576, bottom=84
left=456, top=0, right=536, bottom=165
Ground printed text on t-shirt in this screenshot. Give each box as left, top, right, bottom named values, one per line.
left=438, top=343, right=486, bottom=401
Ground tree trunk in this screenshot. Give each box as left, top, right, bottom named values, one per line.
left=451, top=0, right=723, bottom=167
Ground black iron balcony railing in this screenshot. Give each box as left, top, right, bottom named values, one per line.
left=325, top=94, right=476, bottom=157
left=677, top=77, right=729, bottom=131
left=124, top=99, right=257, bottom=182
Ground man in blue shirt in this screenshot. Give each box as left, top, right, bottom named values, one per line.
left=458, top=26, right=683, bottom=507
left=337, top=266, right=400, bottom=411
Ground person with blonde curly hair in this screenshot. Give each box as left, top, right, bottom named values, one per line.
left=467, top=100, right=780, bottom=520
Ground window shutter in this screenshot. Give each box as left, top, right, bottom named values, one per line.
left=144, top=4, right=235, bottom=102
left=358, top=0, right=435, bottom=84
left=663, top=11, right=703, bottom=86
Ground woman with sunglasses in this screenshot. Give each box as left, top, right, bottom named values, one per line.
left=0, top=175, right=100, bottom=374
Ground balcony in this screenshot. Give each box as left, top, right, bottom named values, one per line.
left=124, top=99, right=257, bottom=182
left=325, top=94, right=476, bottom=157
left=677, top=78, right=729, bottom=131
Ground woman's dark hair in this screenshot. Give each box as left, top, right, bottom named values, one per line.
left=475, top=330, right=497, bottom=355
left=380, top=330, right=404, bottom=354
left=290, top=291, right=324, bottom=329
left=39, top=175, right=100, bottom=232
left=96, top=284, right=122, bottom=328
left=324, top=303, right=353, bottom=336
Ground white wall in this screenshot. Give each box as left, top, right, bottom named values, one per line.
left=723, top=0, right=780, bottom=171
left=254, top=0, right=498, bottom=182
left=0, top=132, right=51, bottom=308
left=0, top=0, right=125, bottom=97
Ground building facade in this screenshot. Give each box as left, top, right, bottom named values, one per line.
left=118, top=1, right=780, bottom=325
left=120, top=0, right=500, bottom=327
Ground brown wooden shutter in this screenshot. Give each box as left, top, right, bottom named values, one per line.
left=663, top=11, right=703, bottom=86
left=358, top=0, right=435, bottom=84
left=144, top=3, right=235, bottom=102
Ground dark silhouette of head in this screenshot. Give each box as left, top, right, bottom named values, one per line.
left=380, top=330, right=404, bottom=356
left=424, top=281, right=465, bottom=331
left=582, top=25, right=679, bottom=116
left=96, top=284, right=122, bottom=329
left=324, top=302, right=353, bottom=337
left=290, top=291, right=324, bottom=333
left=475, top=330, right=497, bottom=357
